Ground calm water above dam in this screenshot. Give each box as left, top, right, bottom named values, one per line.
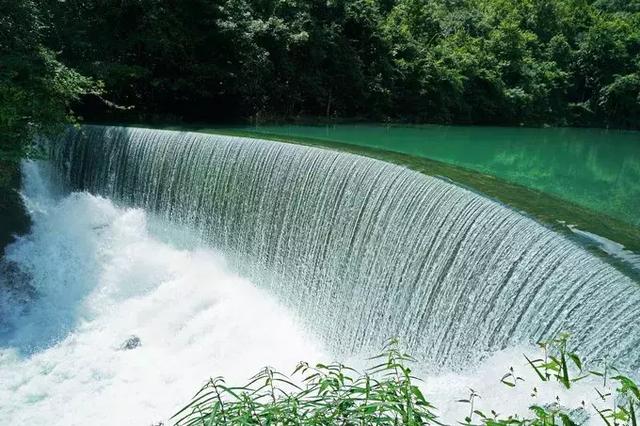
left=231, top=124, right=640, bottom=227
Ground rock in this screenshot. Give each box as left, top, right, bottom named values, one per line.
left=0, top=259, right=35, bottom=335
left=120, top=335, right=141, bottom=350
left=0, top=161, right=31, bottom=256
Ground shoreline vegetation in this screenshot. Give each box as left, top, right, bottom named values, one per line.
left=3, top=0, right=640, bottom=154
left=43, top=0, right=640, bottom=130
left=172, top=335, right=639, bottom=426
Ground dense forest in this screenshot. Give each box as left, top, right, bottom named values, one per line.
left=2, top=0, right=640, bottom=157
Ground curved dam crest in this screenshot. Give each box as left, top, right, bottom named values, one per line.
left=52, top=125, right=640, bottom=369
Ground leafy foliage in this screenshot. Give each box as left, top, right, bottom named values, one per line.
left=0, top=0, right=97, bottom=162
left=174, top=336, right=640, bottom=426
left=2, top=0, right=639, bottom=158
left=172, top=339, right=438, bottom=425
left=38, top=0, right=640, bottom=128
left=524, top=333, right=587, bottom=389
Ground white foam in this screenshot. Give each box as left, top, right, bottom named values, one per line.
left=423, top=346, right=604, bottom=423
left=569, top=224, right=640, bottom=270
left=0, top=162, right=635, bottom=425
left=0, top=162, right=325, bottom=425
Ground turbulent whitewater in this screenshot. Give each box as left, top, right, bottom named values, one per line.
left=49, top=125, right=640, bottom=370
left=0, top=162, right=324, bottom=424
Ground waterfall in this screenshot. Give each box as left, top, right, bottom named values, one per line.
left=52, top=125, right=640, bottom=369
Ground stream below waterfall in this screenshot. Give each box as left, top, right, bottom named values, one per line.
left=0, top=161, right=618, bottom=425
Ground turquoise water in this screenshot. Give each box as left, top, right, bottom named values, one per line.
left=231, top=124, right=640, bottom=227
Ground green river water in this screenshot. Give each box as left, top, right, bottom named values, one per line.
left=229, top=124, right=640, bottom=228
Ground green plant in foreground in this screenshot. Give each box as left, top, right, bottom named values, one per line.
left=524, top=333, right=587, bottom=389
left=591, top=373, right=640, bottom=426
left=173, top=335, right=639, bottom=426
left=479, top=335, right=639, bottom=426
left=172, top=339, right=438, bottom=425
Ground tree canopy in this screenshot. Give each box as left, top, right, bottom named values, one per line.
left=0, top=0, right=96, bottom=161
left=39, top=0, right=639, bottom=128
left=2, top=0, right=640, bottom=136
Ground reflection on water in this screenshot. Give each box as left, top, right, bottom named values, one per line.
left=235, top=124, right=640, bottom=227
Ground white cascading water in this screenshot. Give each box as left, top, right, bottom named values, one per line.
left=51, top=126, right=640, bottom=369
left=0, top=127, right=638, bottom=424
left=0, top=162, right=324, bottom=424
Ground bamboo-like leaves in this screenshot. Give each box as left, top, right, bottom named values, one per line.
left=172, top=339, right=439, bottom=425
left=171, top=335, right=640, bottom=426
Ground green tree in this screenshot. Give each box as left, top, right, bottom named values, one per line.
left=0, top=0, right=96, bottom=162
left=35, top=0, right=640, bottom=129
left=0, top=0, right=95, bottom=252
